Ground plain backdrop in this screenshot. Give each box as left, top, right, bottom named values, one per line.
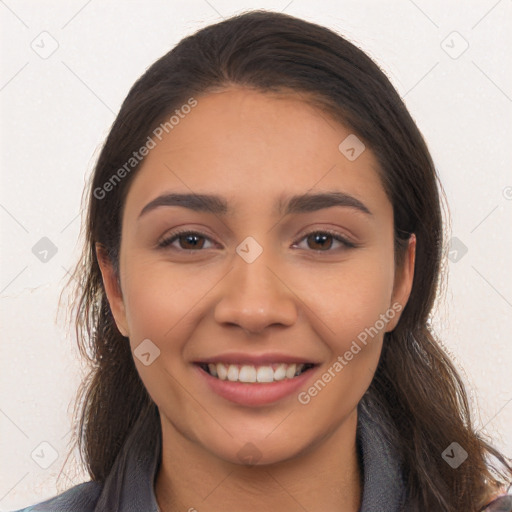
left=1, top=0, right=511, bottom=509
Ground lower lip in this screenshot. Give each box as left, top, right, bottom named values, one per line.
left=195, top=364, right=317, bottom=406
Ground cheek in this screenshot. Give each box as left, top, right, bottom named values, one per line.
left=296, top=252, right=395, bottom=348
left=120, top=258, right=215, bottom=339
left=118, top=259, right=213, bottom=411
left=294, top=257, right=394, bottom=413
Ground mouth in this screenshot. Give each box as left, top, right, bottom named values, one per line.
left=196, top=362, right=316, bottom=383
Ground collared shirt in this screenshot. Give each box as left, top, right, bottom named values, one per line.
left=12, top=399, right=510, bottom=511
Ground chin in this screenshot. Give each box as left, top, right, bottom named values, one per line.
left=204, top=434, right=311, bottom=468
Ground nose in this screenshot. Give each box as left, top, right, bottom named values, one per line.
left=214, top=248, right=298, bottom=335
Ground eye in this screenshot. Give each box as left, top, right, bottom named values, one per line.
left=292, top=230, right=356, bottom=252
left=157, top=229, right=356, bottom=253
left=158, top=230, right=216, bottom=251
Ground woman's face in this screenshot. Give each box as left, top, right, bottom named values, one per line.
left=99, top=87, right=414, bottom=465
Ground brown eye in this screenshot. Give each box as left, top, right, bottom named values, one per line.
left=306, top=232, right=333, bottom=250
left=293, top=230, right=355, bottom=252
left=158, top=231, right=215, bottom=251
left=177, top=233, right=206, bottom=250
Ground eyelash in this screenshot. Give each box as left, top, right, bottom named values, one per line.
left=157, top=228, right=357, bottom=253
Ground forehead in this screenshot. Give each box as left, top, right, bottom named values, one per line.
left=123, top=87, right=390, bottom=218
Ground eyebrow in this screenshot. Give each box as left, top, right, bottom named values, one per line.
left=138, top=191, right=372, bottom=219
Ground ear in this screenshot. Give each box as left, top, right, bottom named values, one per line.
left=95, top=243, right=129, bottom=337
left=386, top=234, right=416, bottom=332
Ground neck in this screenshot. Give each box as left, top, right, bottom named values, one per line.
left=155, top=408, right=362, bottom=512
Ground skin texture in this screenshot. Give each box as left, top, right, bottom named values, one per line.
left=97, top=87, right=415, bottom=512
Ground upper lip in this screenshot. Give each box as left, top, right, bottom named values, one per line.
left=194, top=352, right=319, bottom=366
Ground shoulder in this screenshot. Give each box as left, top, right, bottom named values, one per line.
left=11, top=481, right=102, bottom=512
left=480, top=492, right=512, bottom=511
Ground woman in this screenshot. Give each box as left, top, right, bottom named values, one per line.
left=14, top=10, right=512, bottom=512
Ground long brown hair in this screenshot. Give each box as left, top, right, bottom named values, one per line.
left=67, top=10, right=511, bottom=510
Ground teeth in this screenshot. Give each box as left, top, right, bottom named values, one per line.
left=273, top=364, right=287, bottom=381
left=204, top=362, right=309, bottom=383
left=256, top=366, right=274, bottom=383
left=239, top=365, right=257, bottom=383
left=227, top=364, right=239, bottom=381
left=285, top=363, right=297, bottom=379
left=217, top=363, right=228, bottom=380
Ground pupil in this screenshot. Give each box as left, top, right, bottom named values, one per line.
left=181, top=234, right=203, bottom=249
left=309, top=233, right=332, bottom=250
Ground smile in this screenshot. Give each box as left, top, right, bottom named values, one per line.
left=198, top=362, right=315, bottom=383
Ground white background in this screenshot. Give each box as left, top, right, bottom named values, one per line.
left=1, top=0, right=511, bottom=509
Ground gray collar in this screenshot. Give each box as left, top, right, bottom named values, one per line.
left=95, top=398, right=406, bottom=511
left=356, top=398, right=406, bottom=510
